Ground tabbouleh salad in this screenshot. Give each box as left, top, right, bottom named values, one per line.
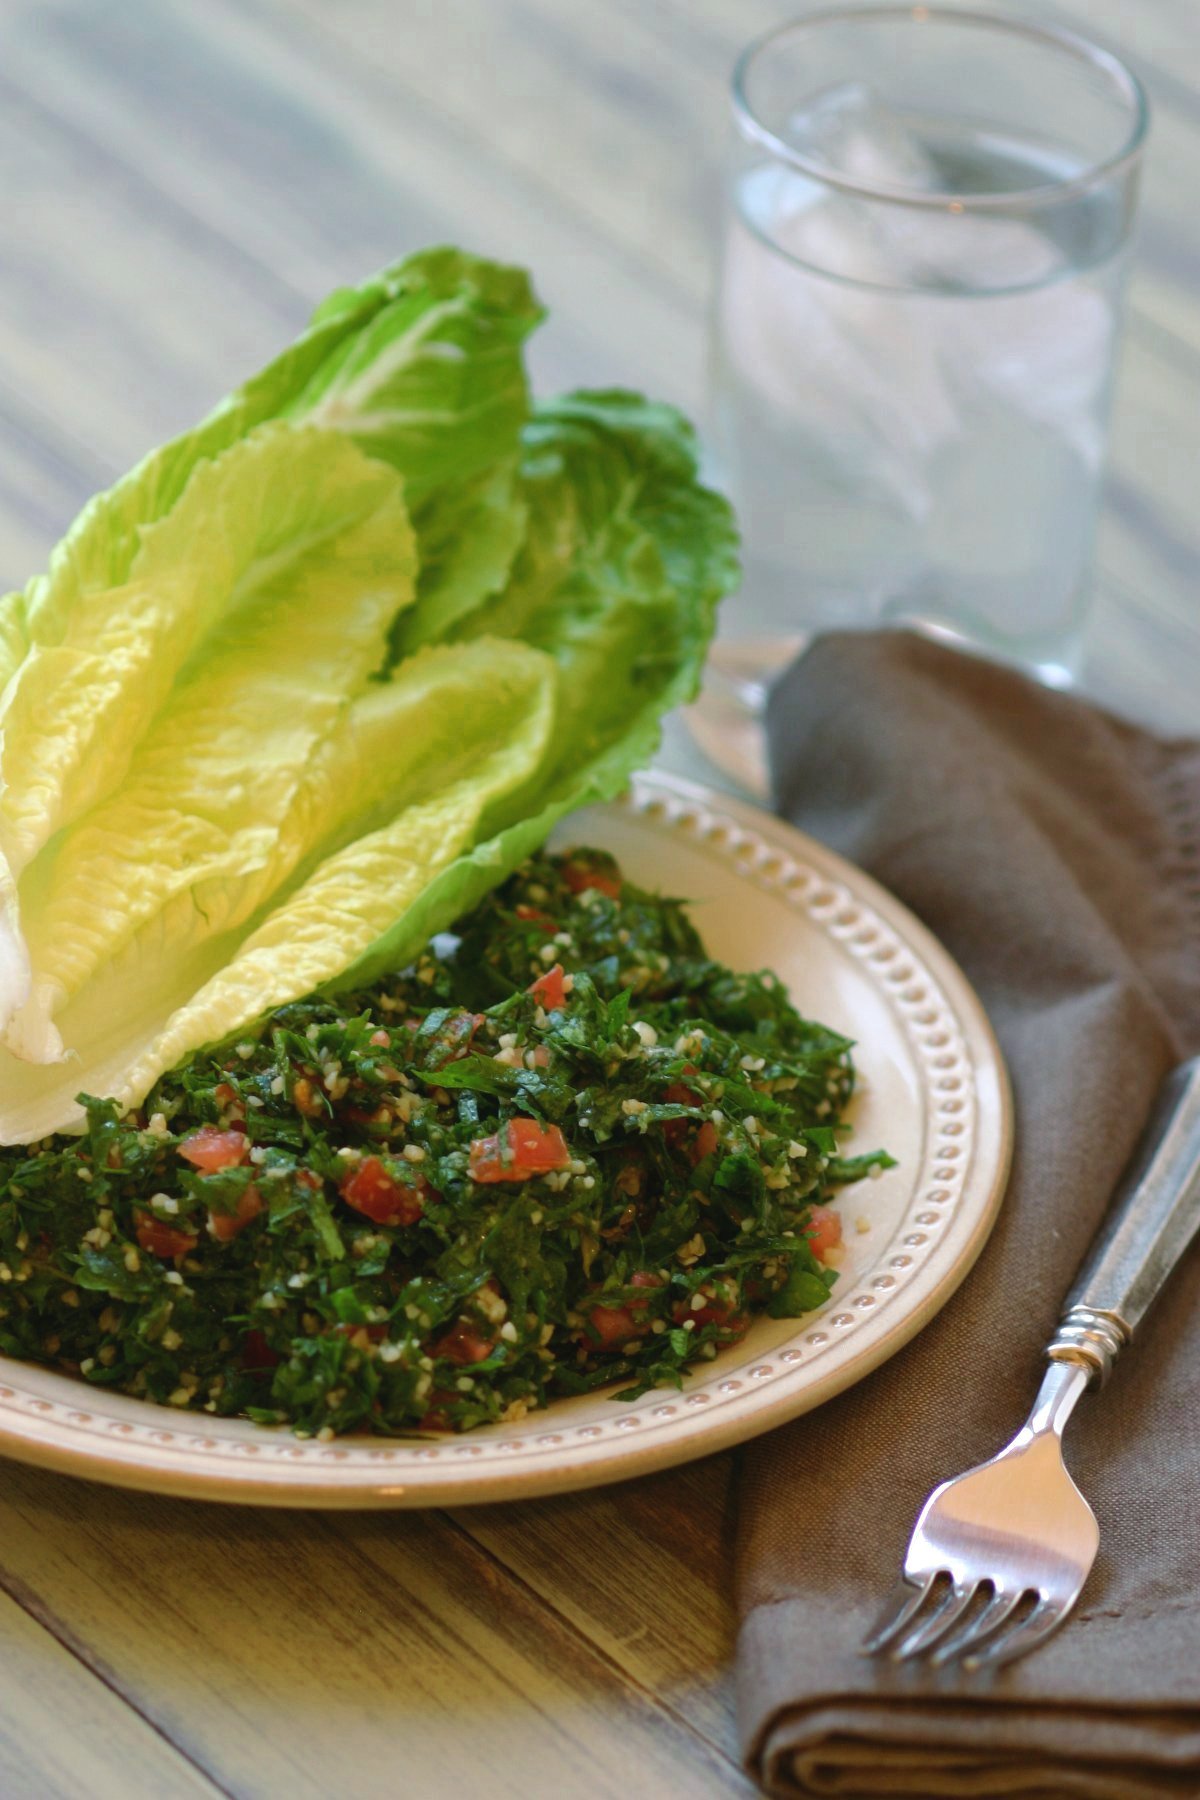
left=0, top=850, right=892, bottom=1438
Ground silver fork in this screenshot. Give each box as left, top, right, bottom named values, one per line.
left=864, top=1056, right=1200, bottom=1672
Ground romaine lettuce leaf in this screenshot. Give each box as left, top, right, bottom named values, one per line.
left=0, top=264, right=737, bottom=1146
left=326, top=388, right=739, bottom=991
left=0, top=591, right=25, bottom=690
left=24, top=246, right=540, bottom=633
left=5, top=424, right=419, bottom=1062
left=390, top=459, right=528, bottom=660
left=121, top=647, right=556, bottom=1103
left=0, top=638, right=556, bottom=1140
left=0, top=424, right=415, bottom=891
left=282, top=249, right=540, bottom=502
left=0, top=862, right=25, bottom=1037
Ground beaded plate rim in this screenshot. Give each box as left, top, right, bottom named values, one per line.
left=0, top=771, right=1012, bottom=1507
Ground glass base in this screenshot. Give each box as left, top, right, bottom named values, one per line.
left=885, top=608, right=1080, bottom=692
left=683, top=636, right=806, bottom=802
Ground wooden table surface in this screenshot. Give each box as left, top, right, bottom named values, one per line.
left=0, top=4, right=1196, bottom=1796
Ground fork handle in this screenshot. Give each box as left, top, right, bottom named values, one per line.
left=1048, top=1057, right=1200, bottom=1383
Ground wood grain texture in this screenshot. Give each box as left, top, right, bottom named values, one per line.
left=0, top=2, right=1195, bottom=1794
left=0, top=1585, right=224, bottom=1800
left=0, top=1457, right=751, bottom=1799
left=451, top=1453, right=746, bottom=1762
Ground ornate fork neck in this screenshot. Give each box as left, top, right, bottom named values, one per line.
left=1047, top=1304, right=1130, bottom=1385
left=1026, top=1356, right=1091, bottom=1439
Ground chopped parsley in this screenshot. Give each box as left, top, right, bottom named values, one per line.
left=0, top=851, right=894, bottom=1437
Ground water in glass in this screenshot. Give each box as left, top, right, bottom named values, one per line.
left=710, top=85, right=1130, bottom=684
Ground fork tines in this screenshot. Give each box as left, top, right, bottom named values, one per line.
left=863, top=1574, right=1064, bottom=1670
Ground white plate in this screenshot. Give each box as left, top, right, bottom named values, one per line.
left=0, top=771, right=1011, bottom=1505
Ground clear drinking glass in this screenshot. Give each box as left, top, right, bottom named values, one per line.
left=703, top=6, right=1149, bottom=739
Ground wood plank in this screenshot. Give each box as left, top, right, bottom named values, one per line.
left=0, top=58, right=302, bottom=473
left=1, top=0, right=697, bottom=408
left=0, top=1458, right=746, bottom=1800
left=450, top=1452, right=749, bottom=1769
left=270, top=0, right=717, bottom=310
left=0, top=1584, right=222, bottom=1799
left=1085, top=573, right=1200, bottom=733
left=1097, top=326, right=1200, bottom=629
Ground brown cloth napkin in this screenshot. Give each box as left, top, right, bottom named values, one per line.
left=738, top=631, right=1200, bottom=1800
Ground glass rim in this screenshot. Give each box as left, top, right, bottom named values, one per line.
left=731, top=4, right=1151, bottom=213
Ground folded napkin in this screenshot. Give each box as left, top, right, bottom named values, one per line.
left=738, top=631, right=1200, bottom=1799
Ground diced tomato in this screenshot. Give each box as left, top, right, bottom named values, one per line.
left=339, top=1155, right=434, bottom=1227
left=583, top=1302, right=640, bottom=1348
left=133, top=1209, right=199, bottom=1260
left=804, top=1203, right=843, bottom=1261
left=467, top=1132, right=508, bottom=1183
left=177, top=1126, right=249, bottom=1173
left=527, top=1044, right=550, bottom=1069
left=208, top=1183, right=264, bottom=1243
left=528, top=963, right=566, bottom=1010
left=515, top=904, right=557, bottom=935
left=431, top=1321, right=497, bottom=1366
left=660, top=1064, right=718, bottom=1163
left=242, top=1328, right=280, bottom=1372
left=691, top=1120, right=720, bottom=1165
left=562, top=856, right=621, bottom=900
left=468, top=1117, right=571, bottom=1183
left=369, top=1029, right=392, bottom=1049
left=581, top=1270, right=662, bottom=1349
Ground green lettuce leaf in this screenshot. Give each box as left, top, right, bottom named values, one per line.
left=122, top=644, right=557, bottom=1102
left=281, top=249, right=540, bottom=502
left=0, top=637, right=556, bottom=1140
left=23, top=246, right=540, bottom=635
left=0, top=859, right=24, bottom=1038
left=4, top=423, right=419, bottom=1062
left=0, top=266, right=737, bottom=1146
left=390, top=460, right=528, bottom=661
left=326, top=388, right=739, bottom=991
left=0, top=591, right=25, bottom=690
left=0, top=423, right=417, bottom=888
